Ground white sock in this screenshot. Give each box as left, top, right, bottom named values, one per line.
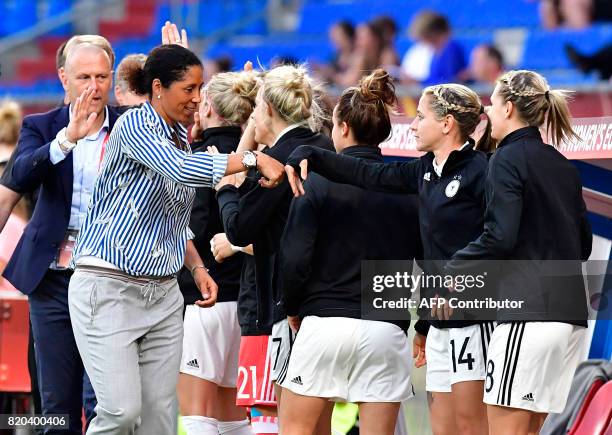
left=218, top=419, right=253, bottom=435
left=181, top=415, right=219, bottom=435
left=250, top=415, right=278, bottom=435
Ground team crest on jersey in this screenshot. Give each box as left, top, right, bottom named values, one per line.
left=445, top=178, right=461, bottom=197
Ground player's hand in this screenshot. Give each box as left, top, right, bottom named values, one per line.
left=413, top=332, right=427, bottom=368
left=210, top=233, right=238, bottom=263
left=285, top=161, right=308, bottom=197
left=256, top=152, right=285, bottom=188
left=288, top=316, right=301, bottom=333
left=191, top=110, right=203, bottom=141
left=431, top=294, right=453, bottom=321
left=161, top=21, right=188, bottom=48
left=216, top=173, right=237, bottom=191
left=194, top=268, right=218, bottom=308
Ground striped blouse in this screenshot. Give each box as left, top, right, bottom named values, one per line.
left=72, top=101, right=228, bottom=276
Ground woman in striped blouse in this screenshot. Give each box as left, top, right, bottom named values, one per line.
left=67, top=44, right=284, bottom=435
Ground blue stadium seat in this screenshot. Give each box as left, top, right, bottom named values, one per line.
left=296, top=0, right=539, bottom=39
left=206, top=36, right=332, bottom=69
left=43, top=0, right=73, bottom=36
left=0, top=1, right=38, bottom=36
left=455, top=34, right=493, bottom=57
left=235, top=0, right=267, bottom=36
left=297, top=2, right=374, bottom=34
left=439, top=0, right=539, bottom=29
left=521, top=25, right=612, bottom=70
left=539, top=69, right=600, bottom=86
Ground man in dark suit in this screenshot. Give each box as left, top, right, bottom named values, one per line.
left=4, top=40, right=124, bottom=434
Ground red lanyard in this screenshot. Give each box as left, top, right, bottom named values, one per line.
left=98, top=131, right=111, bottom=171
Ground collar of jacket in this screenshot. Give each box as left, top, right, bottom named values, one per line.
left=340, top=145, right=384, bottom=162
left=497, top=126, right=542, bottom=148
left=192, top=126, right=242, bottom=153
left=422, top=141, right=475, bottom=178
left=201, top=126, right=242, bottom=143
left=272, top=126, right=314, bottom=148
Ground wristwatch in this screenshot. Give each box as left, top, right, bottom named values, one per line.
left=57, top=127, right=77, bottom=154
left=242, top=150, right=257, bottom=170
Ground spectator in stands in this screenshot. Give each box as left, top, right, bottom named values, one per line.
left=0, top=100, right=21, bottom=170
left=540, top=0, right=612, bottom=29
left=371, top=15, right=400, bottom=68
left=400, top=11, right=436, bottom=84
left=461, top=44, right=505, bottom=85
left=418, top=12, right=466, bottom=85
left=0, top=100, right=29, bottom=220
left=114, top=53, right=148, bottom=106
left=0, top=99, right=31, bottom=223
left=329, top=20, right=356, bottom=76
left=313, top=20, right=355, bottom=85
left=565, top=42, right=612, bottom=80
left=335, top=21, right=386, bottom=87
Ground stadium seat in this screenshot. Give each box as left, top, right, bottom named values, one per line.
left=0, top=1, right=38, bottom=37
left=569, top=381, right=612, bottom=435
left=521, top=25, right=612, bottom=70
left=43, top=0, right=73, bottom=36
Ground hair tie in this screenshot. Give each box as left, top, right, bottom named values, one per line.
left=544, top=90, right=550, bottom=100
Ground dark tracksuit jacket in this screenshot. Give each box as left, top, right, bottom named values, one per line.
left=178, top=126, right=245, bottom=305
left=445, top=127, right=592, bottom=327
left=217, top=126, right=333, bottom=335
left=280, top=145, right=421, bottom=331
left=286, top=141, right=489, bottom=335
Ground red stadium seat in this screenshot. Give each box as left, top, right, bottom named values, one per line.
left=0, top=214, right=29, bottom=393
left=0, top=292, right=30, bottom=393
left=569, top=378, right=606, bottom=434
left=569, top=381, right=612, bottom=435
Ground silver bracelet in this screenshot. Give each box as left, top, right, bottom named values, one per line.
left=190, top=265, right=208, bottom=276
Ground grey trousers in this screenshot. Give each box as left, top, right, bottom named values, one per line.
left=68, top=267, right=184, bottom=435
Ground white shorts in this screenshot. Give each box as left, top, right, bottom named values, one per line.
left=483, top=322, right=586, bottom=413
left=270, top=319, right=295, bottom=383
left=281, top=316, right=413, bottom=403
left=180, top=302, right=241, bottom=387
left=426, top=323, right=496, bottom=393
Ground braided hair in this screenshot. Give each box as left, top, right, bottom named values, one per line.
left=423, top=84, right=495, bottom=152
left=496, top=70, right=578, bottom=147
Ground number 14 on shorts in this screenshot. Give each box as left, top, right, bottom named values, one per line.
left=451, top=337, right=475, bottom=372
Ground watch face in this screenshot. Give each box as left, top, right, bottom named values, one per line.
left=244, top=153, right=257, bottom=167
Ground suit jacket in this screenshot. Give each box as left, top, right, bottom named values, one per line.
left=3, top=105, right=124, bottom=294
